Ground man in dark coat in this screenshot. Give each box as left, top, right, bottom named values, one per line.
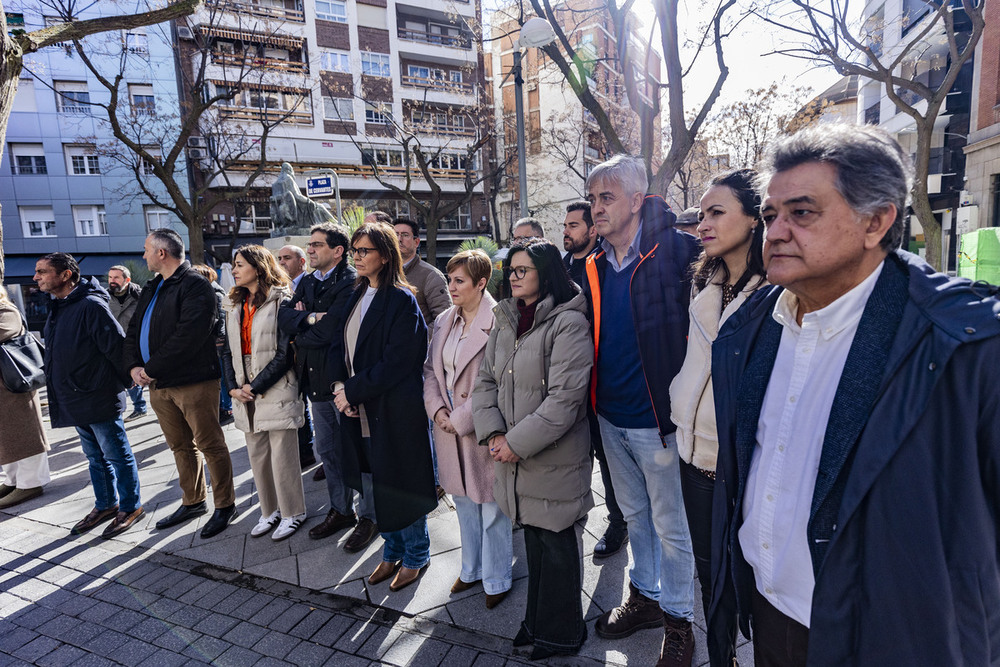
left=107, top=264, right=146, bottom=422
left=277, top=222, right=375, bottom=551
left=710, top=124, right=1000, bottom=666
left=35, top=253, right=144, bottom=538
left=581, top=155, right=700, bottom=667
left=123, top=229, right=236, bottom=539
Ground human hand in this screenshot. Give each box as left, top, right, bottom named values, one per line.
left=294, top=301, right=306, bottom=311
left=434, top=408, right=457, bottom=435
left=130, top=367, right=152, bottom=387
left=333, top=389, right=354, bottom=414
left=489, top=435, right=520, bottom=463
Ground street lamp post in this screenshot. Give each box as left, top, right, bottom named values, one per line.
left=512, top=17, right=556, bottom=219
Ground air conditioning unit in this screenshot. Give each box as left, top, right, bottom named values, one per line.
left=187, top=136, right=207, bottom=148
left=188, top=148, right=207, bottom=159
left=177, top=26, right=194, bottom=40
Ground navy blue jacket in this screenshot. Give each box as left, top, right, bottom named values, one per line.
left=43, top=278, right=128, bottom=428
left=581, top=195, right=700, bottom=435
left=710, top=251, right=1000, bottom=665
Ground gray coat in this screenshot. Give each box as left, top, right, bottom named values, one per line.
left=473, top=292, right=594, bottom=532
left=404, top=257, right=451, bottom=326
left=108, top=282, right=141, bottom=333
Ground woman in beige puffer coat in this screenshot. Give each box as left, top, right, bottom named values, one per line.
left=221, top=245, right=305, bottom=542
left=473, top=238, right=593, bottom=661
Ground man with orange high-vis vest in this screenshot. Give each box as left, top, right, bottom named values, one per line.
left=582, top=155, right=700, bottom=667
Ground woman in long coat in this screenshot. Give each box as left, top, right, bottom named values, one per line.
left=424, top=249, right=512, bottom=609
left=332, top=221, right=437, bottom=593
left=220, top=245, right=306, bottom=541
left=0, top=285, right=50, bottom=509
left=473, top=238, right=594, bottom=660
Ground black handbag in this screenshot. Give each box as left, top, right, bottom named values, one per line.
left=0, top=311, right=45, bottom=393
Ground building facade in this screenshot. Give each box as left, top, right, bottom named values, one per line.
left=963, top=0, right=1000, bottom=234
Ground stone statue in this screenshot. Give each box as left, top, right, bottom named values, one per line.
left=270, top=162, right=335, bottom=231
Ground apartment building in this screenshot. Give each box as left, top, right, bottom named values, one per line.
left=181, top=0, right=490, bottom=263
left=963, top=0, right=1000, bottom=232
left=1, top=4, right=187, bottom=326
left=487, top=0, right=661, bottom=238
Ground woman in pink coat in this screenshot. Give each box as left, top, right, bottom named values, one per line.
left=424, top=249, right=513, bottom=609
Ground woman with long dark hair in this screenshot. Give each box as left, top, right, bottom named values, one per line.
left=669, top=168, right=767, bottom=666
left=473, top=238, right=593, bottom=660
left=331, top=222, right=437, bottom=592
left=221, top=245, right=306, bottom=541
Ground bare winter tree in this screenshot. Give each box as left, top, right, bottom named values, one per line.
left=0, top=0, right=200, bottom=279
left=756, top=0, right=985, bottom=269
left=32, top=0, right=313, bottom=263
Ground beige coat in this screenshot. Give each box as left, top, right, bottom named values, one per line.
left=0, top=301, right=48, bottom=465
left=423, top=293, right=497, bottom=503
left=668, top=275, right=766, bottom=471
left=224, top=287, right=304, bottom=434
left=472, top=292, right=594, bottom=532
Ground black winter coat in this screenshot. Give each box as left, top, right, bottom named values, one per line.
left=332, top=285, right=437, bottom=533
left=277, top=262, right=356, bottom=401
left=122, top=262, right=221, bottom=389
left=44, top=278, right=128, bottom=428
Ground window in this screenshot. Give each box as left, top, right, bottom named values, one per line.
left=54, top=81, right=90, bottom=115
left=144, top=206, right=172, bottom=233
left=440, top=203, right=472, bottom=231
left=365, top=102, right=391, bottom=124
left=129, top=84, right=155, bottom=115
left=10, top=143, right=46, bottom=175
left=316, top=0, right=347, bottom=22
left=449, top=70, right=463, bottom=83
left=13, top=78, right=36, bottom=112
left=408, top=65, right=430, bottom=80
left=124, top=29, right=148, bottom=54
left=221, top=84, right=311, bottom=114
left=73, top=205, right=107, bottom=236
left=20, top=206, right=56, bottom=237
left=65, top=145, right=100, bottom=175
left=140, top=148, right=161, bottom=175
left=320, top=49, right=350, bottom=73
left=361, top=52, right=390, bottom=78
left=324, top=97, right=354, bottom=120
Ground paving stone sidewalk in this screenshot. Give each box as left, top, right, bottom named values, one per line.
left=0, top=396, right=752, bottom=665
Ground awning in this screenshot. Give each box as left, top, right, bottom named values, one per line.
left=77, top=254, right=146, bottom=277
left=200, top=26, right=304, bottom=50
left=2, top=256, right=40, bottom=278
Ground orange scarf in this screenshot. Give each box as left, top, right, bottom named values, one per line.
left=240, top=301, right=257, bottom=355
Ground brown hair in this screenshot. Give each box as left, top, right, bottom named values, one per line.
left=351, top=222, right=411, bottom=292
left=228, top=245, right=289, bottom=307
left=190, top=263, right=218, bottom=283
left=446, top=249, right=492, bottom=289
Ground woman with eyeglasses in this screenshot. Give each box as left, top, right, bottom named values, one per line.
left=472, top=237, right=594, bottom=660
left=331, top=221, right=438, bottom=593
left=220, top=245, right=307, bottom=541
left=424, top=249, right=513, bottom=610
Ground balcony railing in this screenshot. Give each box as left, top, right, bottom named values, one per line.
left=400, top=75, right=474, bottom=95
left=212, top=52, right=309, bottom=74
left=218, top=106, right=313, bottom=124
left=59, top=105, right=92, bottom=115
left=207, top=0, right=304, bottom=22
left=397, top=28, right=470, bottom=49
left=409, top=122, right=476, bottom=137
left=227, top=160, right=475, bottom=181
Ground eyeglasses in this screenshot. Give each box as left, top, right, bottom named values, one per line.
left=396, top=232, right=414, bottom=240
left=307, top=242, right=328, bottom=249
left=504, top=265, right=537, bottom=280
left=350, top=246, right=377, bottom=258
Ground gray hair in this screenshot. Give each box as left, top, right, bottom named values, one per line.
left=279, top=245, right=306, bottom=259
left=513, top=217, right=544, bottom=237
left=148, top=228, right=185, bottom=261
left=758, top=124, right=913, bottom=251
left=585, top=154, right=648, bottom=198
left=108, top=264, right=131, bottom=279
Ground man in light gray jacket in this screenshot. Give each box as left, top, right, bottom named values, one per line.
left=107, top=265, right=146, bottom=422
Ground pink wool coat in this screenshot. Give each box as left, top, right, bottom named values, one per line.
left=423, top=293, right=497, bottom=504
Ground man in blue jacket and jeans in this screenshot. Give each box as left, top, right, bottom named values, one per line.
left=582, top=155, right=700, bottom=667
left=35, top=252, right=144, bottom=538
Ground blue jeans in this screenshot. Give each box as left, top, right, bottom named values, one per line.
left=381, top=515, right=430, bottom=570
left=313, top=401, right=374, bottom=520
left=127, top=385, right=146, bottom=412
left=76, top=418, right=142, bottom=513
left=598, top=416, right=695, bottom=620
left=219, top=371, right=232, bottom=412
left=453, top=495, right=513, bottom=594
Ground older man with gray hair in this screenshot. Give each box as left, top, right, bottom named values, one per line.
left=710, top=124, right=1000, bottom=666
left=581, top=154, right=700, bottom=667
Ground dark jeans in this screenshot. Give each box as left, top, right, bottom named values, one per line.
left=751, top=585, right=809, bottom=667
left=589, top=408, right=625, bottom=530
left=298, top=396, right=314, bottom=462
left=522, top=523, right=586, bottom=653
left=680, top=460, right=738, bottom=666
left=127, top=385, right=146, bottom=412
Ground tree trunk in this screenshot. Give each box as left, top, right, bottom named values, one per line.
left=0, top=25, right=25, bottom=282
left=425, top=216, right=439, bottom=265
left=187, top=221, right=206, bottom=265
left=912, top=117, right=942, bottom=270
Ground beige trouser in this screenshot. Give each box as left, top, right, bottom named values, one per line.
left=244, top=427, right=306, bottom=518
left=150, top=379, right=236, bottom=508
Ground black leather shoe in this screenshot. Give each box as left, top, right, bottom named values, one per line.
left=200, top=504, right=238, bottom=538
left=594, top=524, right=629, bottom=558
left=155, top=501, right=207, bottom=530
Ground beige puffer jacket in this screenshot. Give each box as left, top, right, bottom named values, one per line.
left=223, top=287, right=304, bottom=434
left=472, top=292, right=594, bottom=532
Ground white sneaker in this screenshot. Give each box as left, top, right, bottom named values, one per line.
left=251, top=511, right=280, bottom=537
left=271, top=513, right=306, bottom=541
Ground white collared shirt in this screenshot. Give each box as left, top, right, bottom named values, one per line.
left=739, top=262, right=883, bottom=627
left=291, top=271, right=305, bottom=290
